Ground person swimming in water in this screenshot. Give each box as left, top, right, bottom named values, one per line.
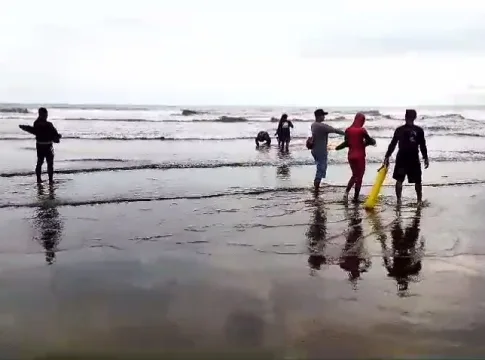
left=276, top=113, right=293, bottom=151
left=336, top=113, right=376, bottom=203
left=383, top=109, right=429, bottom=205
left=255, top=131, right=271, bottom=148
left=30, top=108, right=61, bottom=184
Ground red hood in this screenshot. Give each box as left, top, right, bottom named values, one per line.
left=351, top=113, right=365, bottom=128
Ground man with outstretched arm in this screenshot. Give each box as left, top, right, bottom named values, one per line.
left=21, top=107, right=62, bottom=184
left=309, top=109, right=345, bottom=191
left=383, top=109, right=429, bottom=205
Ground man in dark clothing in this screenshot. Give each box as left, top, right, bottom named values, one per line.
left=384, top=109, right=429, bottom=204
left=255, top=131, right=271, bottom=148
left=33, top=108, right=61, bottom=184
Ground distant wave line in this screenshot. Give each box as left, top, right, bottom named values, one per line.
left=0, top=130, right=483, bottom=142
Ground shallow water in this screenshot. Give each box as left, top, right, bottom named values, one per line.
left=2, top=104, right=485, bottom=358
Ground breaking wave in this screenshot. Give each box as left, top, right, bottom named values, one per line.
left=0, top=107, right=29, bottom=114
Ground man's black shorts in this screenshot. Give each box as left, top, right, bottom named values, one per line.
left=392, top=152, right=421, bottom=184
left=36, top=143, right=54, bottom=163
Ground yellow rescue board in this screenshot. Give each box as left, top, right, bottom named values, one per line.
left=364, top=165, right=388, bottom=210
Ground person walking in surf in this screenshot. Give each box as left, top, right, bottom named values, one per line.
left=308, top=109, right=345, bottom=191
left=383, top=109, right=429, bottom=205
left=276, top=113, right=293, bottom=151
left=20, top=107, right=61, bottom=184
left=336, top=113, right=376, bottom=203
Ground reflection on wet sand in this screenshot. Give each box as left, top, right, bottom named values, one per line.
left=276, top=148, right=291, bottom=179
left=339, top=204, right=371, bottom=287
left=369, top=207, right=424, bottom=296
left=306, top=194, right=327, bottom=273
left=34, top=184, right=63, bottom=264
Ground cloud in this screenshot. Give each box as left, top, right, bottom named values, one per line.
left=299, top=1, right=485, bottom=57
left=0, top=0, right=485, bottom=105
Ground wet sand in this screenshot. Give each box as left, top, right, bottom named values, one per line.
left=1, top=164, right=485, bottom=358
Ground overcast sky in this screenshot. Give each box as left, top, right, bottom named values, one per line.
left=1, top=0, right=485, bottom=106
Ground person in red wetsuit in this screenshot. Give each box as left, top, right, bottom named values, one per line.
left=338, top=113, right=376, bottom=203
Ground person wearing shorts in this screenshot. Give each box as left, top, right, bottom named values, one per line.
left=384, top=109, right=429, bottom=205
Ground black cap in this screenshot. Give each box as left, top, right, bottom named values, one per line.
left=314, top=109, right=329, bottom=117
left=405, top=109, right=417, bottom=120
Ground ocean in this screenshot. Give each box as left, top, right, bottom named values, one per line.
left=2, top=103, right=485, bottom=357
left=2, top=104, right=485, bottom=185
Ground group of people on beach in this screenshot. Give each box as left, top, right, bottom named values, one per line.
left=24, top=106, right=429, bottom=206
left=256, top=108, right=429, bottom=205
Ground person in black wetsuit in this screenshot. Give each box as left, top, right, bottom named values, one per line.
left=33, top=107, right=61, bottom=184
left=383, top=109, right=429, bottom=205
left=276, top=113, right=294, bottom=151
left=255, top=131, right=271, bottom=148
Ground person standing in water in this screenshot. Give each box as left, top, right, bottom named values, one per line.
left=33, top=108, right=61, bottom=184
left=339, top=113, right=376, bottom=203
left=276, top=113, right=293, bottom=151
left=384, top=109, right=429, bottom=205
left=309, top=109, right=345, bottom=191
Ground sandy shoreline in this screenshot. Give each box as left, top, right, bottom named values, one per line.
left=0, top=173, right=484, bottom=357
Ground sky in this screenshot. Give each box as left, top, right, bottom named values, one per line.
left=1, top=0, right=485, bottom=106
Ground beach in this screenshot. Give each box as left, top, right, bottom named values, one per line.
left=1, top=104, right=485, bottom=358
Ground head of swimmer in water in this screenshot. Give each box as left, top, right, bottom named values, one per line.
left=405, top=109, right=417, bottom=125
left=38, top=107, right=48, bottom=122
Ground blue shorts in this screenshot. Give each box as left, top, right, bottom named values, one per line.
left=312, top=153, right=328, bottom=181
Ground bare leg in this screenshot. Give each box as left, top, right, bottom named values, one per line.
left=36, top=157, right=44, bottom=183
left=47, top=158, right=54, bottom=184
left=395, top=181, right=403, bottom=205
left=415, top=183, right=422, bottom=204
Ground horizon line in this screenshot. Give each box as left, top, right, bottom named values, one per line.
left=1, top=102, right=484, bottom=109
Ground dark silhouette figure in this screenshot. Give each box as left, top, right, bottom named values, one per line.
left=255, top=131, right=271, bottom=148
left=381, top=207, right=424, bottom=295
left=276, top=113, right=293, bottom=151
left=34, top=184, right=63, bottom=264
left=339, top=204, right=371, bottom=287
left=33, top=108, right=61, bottom=184
left=306, top=195, right=327, bottom=272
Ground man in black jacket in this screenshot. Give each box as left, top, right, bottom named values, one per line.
left=33, top=107, right=61, bottom=184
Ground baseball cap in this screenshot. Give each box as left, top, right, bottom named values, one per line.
left=314, top=109, right=329, bottom=117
